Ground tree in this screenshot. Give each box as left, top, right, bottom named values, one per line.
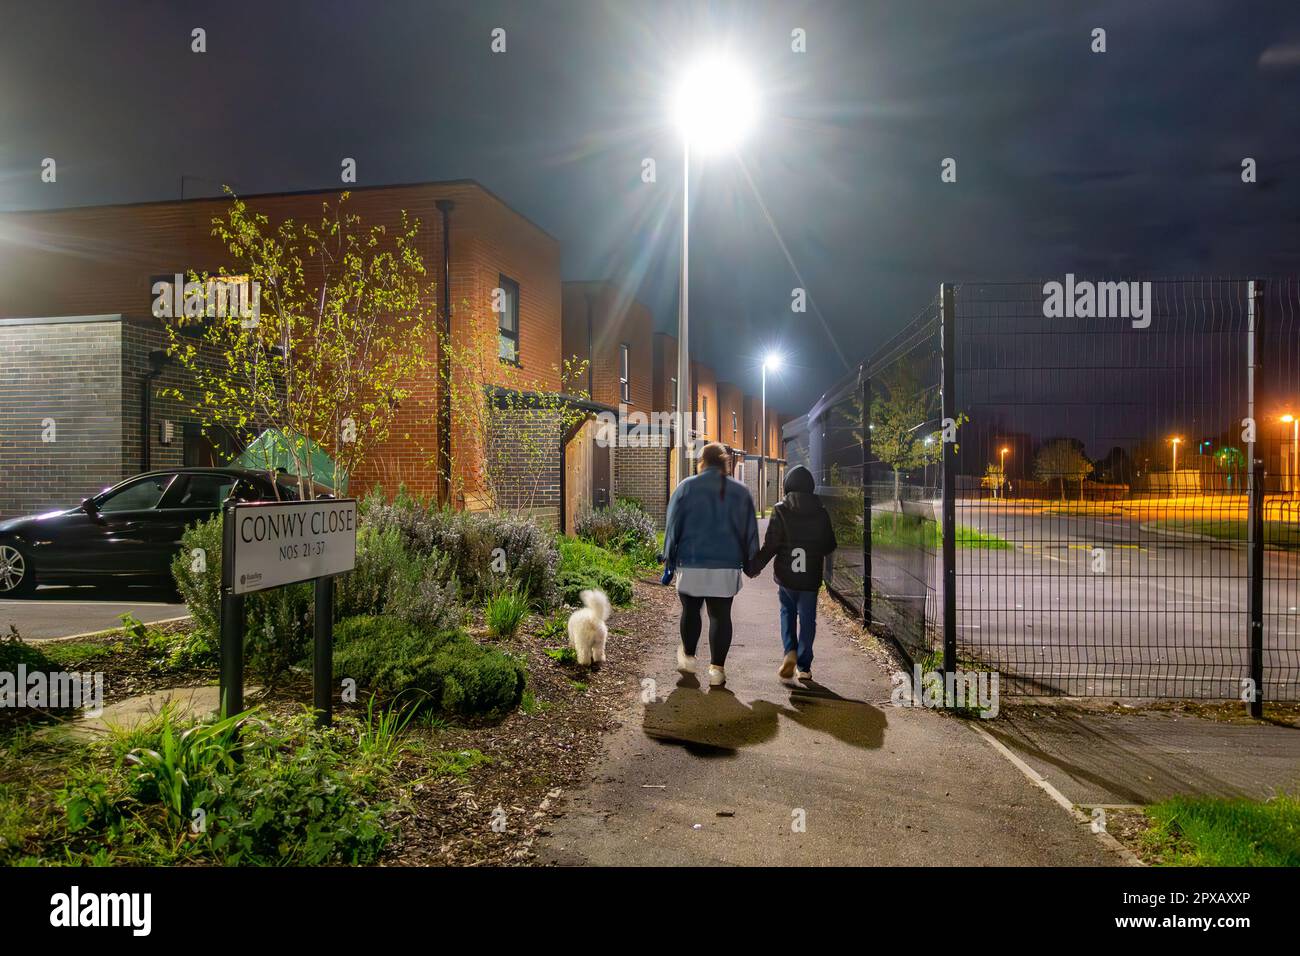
left=870, top=365, right=938, bottom=512
left=982, top=462, right=1005, bottom=497
left=161, top=189, right=438, bottom=497
left=1033, top=439, right=1092, bottom=501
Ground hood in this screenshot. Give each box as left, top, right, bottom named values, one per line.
left=783, top=465, right=815, bottom=495
left=0, top=509, right=72, bottom=535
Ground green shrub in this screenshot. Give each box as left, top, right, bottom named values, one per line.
left=484, top=586, right=529, bottom=638
left=556, top=567, right=632, bottom=607
left=120, top=613, right=215, bottom=671
left=0, top=630, right=58, bottom=675
left=576, top=500, right=656, bottom=556
left=333, top=615, right=526, bottom=718
left=359, top=494, right=558, bottom=607
left=56, top=710, right=390, bottom=866
left=172, top=516, right=311, bottom=686
left=336, top=526, right=462, bottom=631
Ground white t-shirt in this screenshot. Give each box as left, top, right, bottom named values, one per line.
left=675, top=567, right=743, bottom=598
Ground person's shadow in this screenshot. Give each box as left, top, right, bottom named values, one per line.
left=643, top=674, right=886, bottom=756
left=643, top=674, right=785, bottom=758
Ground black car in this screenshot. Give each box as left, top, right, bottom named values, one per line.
left=0, top=467, right=329, bottom=596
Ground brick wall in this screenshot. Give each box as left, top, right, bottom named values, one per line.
left=484, top=406, right=562, bottom=529
left=653, top=332, right=679, bottom=417
left=0, top=318, right=123, bottom=517
left=691, top=360, right=717, bottom=443
left=561, top=281, right=653, bottom=411
left=612, top=432, right=672, bottom=527
left=716, top=381, right=745, bottom=451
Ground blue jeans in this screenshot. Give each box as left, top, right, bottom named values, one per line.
left=778, top=585, right=818, bottom=673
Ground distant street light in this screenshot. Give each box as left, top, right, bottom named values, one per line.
left=1284, top=414, right=1299, bottom=496
left=1000, top=446, right=1010, bottom=499
left=759, top=350, right=783, bottom=514
left=672, top=55, right=759, bottom=486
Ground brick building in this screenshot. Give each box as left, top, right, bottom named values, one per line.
left=716, top=381, right=745, bottom=451
left=0, top=180, right=567, bottom=522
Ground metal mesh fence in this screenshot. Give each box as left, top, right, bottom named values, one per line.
left=952, top=279, right=1299, bottom=700
left=785, top=278, right=1300, bottom=702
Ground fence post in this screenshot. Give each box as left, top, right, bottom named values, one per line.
left=1247, top=279, right=1265, bottom=718
left=860, top=368, right=872, bottom=628
left=940, top=283, right=957, bottom=682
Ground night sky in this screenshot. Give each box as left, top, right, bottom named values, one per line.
left=3, top=0, right=1300, bottom=414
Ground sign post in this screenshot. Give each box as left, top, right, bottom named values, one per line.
left=219, top=497, right=357, bottom=726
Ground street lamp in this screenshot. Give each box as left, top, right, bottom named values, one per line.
left=1000, top=446, right=1010, bottom=499
left=672, top=55, right=758, bottom=485
left=1283, top=414, right=1298, bottom=496
left=759, top=350, right=783, bottom=514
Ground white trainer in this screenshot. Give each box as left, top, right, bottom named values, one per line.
left=708, top=665, right=726, bottom=687
left=796, top=670, right=812, bottom=680
left=676, top=643, right=696, bottom=673
left=778, top=650, right=797, bottom=679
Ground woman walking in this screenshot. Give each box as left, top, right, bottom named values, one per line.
left=660, top=443, right=759, bottom=686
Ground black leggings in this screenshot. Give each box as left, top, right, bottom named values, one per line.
left=678, top=593, right=735, bottom=666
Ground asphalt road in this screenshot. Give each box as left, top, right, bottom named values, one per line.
left=1, top=586, right=188, bottom=642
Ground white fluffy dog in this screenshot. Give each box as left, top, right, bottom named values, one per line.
left=568, top=588, right=611, bottom=668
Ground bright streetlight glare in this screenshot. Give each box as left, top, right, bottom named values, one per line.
left=764, top=351, right=783, bottom=371
left=1283, top=414, right=1296, bottom=423
left=673, top=55, right=758, bottom=154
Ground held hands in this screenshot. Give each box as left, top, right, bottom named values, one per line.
left=660, top=567, right=674, bottom=586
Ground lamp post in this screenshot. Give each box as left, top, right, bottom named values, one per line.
left=1170, top=436, right=1182, bottom=498
left=1000, top=446, right=1009, bottom=499
left=760, top=351, right=783, bottom=514
left=672, top=55, right=758, bottom=485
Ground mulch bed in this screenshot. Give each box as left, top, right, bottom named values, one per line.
left=7, top=579, right=676, bottom=865
left=378, top=576, right=673, bottom=866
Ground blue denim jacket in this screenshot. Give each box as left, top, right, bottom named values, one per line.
left=662, top=466, right=759, bottom=572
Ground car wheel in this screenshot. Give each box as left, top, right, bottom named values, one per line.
left=0, top=543, right=35, bottom=597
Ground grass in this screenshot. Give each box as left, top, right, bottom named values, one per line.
left=557, top=536, right=647, bottom=578
left=425, top=748, right=490, bottom=778
left=1140, top=794, right=1300, bottom=866
left=869, top=513, right=1012, bottom=550
left=484, top=586, right=530, bottom=638
left=545, top=646, right=578, bottom=665
left=1152, top=519, right=1300, bottom=549
left=40, top=641, right=114, bottom=667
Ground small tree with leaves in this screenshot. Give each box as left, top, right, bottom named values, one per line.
left=1033, top=439, right=1092, bottom=501
left=870, top=365, right=938, bottom=513
left=161, top=189, right=438, bottom=497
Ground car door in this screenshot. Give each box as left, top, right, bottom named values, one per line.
left=83, top=473, right=179, bottom=576
left=153, top=473, right=242, bottom=576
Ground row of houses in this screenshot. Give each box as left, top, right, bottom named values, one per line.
left=0, top=179, right=789, bottom=528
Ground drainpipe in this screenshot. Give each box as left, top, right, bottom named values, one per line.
left=435, top=200, right=454, bottom=507
left=141, top=349, right=170, bottom=471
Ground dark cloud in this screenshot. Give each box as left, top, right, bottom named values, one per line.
left=2, top=0, right=1299, bottom=413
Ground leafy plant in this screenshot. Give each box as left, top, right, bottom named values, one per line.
left=484, top=586, right=530, bottom=638
left=576, top=500, right=656, bottom=557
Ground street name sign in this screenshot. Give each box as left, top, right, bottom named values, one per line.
left=226, top=498, right=357, bottom=595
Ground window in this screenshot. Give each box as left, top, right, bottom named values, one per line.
left=97, top=474, right=174, bottom=513
left=670, top=377, right=677, bottom=411
left=702, top=396, right=708, bottom=437
left=732, top=410, right=738, bottom=445
left=161, top=473, right=237, bottom=510
left=619, top=344, right=630, bottom=403
left=496, top=275, right=520, bottom=364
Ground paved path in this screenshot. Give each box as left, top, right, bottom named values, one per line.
left=540, top=527, right=1118, bottom=866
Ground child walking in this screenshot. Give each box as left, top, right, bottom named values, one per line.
left=746, top=465, right=838, bottom=680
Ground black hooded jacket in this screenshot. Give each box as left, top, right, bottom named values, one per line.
left=747, top=465, right=838, bottom=591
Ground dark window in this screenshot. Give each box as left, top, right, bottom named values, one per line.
left=619, top=344, right=630, bottom=403
left=732, top=410, right=738, bottom=445
left=702, top=396, right=708, bottom=437
left=97, top=474, right=175, bottom=513
left=161, top=473, right=238, bottom=509
left=497, top=275, right=520, bottom=364
left=670, top=377, right=677, bottom=411
left=183, top=422, right=242, bottom=467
